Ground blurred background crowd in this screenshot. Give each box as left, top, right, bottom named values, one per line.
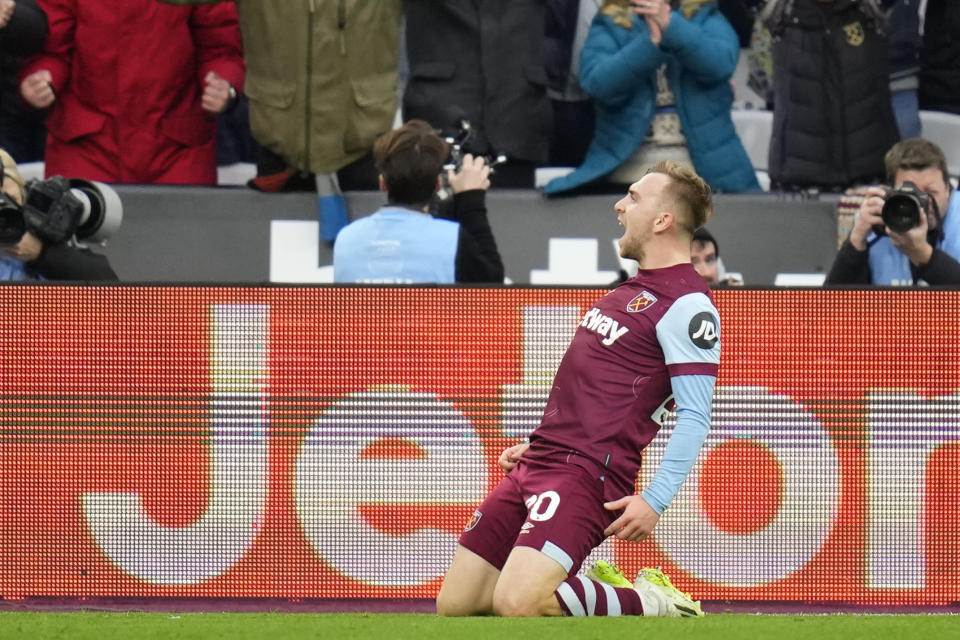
left=0, top=0, right=958, bottom=284
left=3, top=1, right=957, bottom=191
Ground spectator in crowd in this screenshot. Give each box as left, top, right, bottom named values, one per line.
left=160, top=0, right=402, bottom=243
left=918, top=0, right=960, bottom=116
left=763, top=0, right=899, bottom=191
left=403, top=0, right=552, bottom=188
left=333, top=120, right=504, bottom=285
left=0, top=0, right=47, bottom=163
left=691, top=227, right=742, bottom=286
left=216, top=94, right=257, bottom=168
left=19, top=0, right=244, bottom=185
left=717, top=0, right=764, bottom=47
left=543, top=0, right=759, bottom=196
left=744, top=20, right=774, bottom=110
left=885, top=0, right=923, bottom=139
left=0, top=148, right=118, bottom=280
left=825, top=137, right=960, bottom=285
left=545, top=0, right=601, bottom=168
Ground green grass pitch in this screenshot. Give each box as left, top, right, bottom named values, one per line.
left=2, top=612, right=958, bottom=640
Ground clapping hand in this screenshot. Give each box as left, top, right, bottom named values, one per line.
left=631, top=0, right=672, bottom=46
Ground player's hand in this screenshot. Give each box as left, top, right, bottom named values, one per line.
left=201, top=71, right=234, bottom=115
left=20, top=70, right=55, bottom=109
left=849, top=186, right=886, bottom=251
left=603, top=495, right=660, bottom=542
left=497, top=442, right=529, bottom=473
left=447, top=154, right=491, bottom=194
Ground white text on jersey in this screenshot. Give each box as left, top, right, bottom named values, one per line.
left=580, top=307, right=630, bottom=346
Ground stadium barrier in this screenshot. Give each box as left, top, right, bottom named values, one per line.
left=99, top=187, right=838, bottom=286
left=1, top=285, right=957, bottom=606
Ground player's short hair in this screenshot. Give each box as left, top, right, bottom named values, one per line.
left=645, top=159, right=713, bottom=235
left=373, top=120, right=450, bottom=207
left=884, top=138, right=951, bottom=189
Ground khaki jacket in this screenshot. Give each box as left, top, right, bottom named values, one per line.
left=162, top=0, right=401, bottom=174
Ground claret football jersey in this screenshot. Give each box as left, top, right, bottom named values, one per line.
left=526, top=263, right=721, bottom=498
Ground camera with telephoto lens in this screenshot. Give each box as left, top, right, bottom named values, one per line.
left=879, top=181, right=935, bottom=234
left=441, top=119, right=508, bottom=176
left=434, top=119, right=507, bottom=210
left=0, top=176, right=122, bottom=246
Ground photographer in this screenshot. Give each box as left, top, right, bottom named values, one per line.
left=333, top=120, right=504, bottom=284
left=0, top=149, right=117, bottom=281
left=825, top=138, right=960, bottom=286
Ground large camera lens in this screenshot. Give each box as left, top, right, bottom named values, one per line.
left=881, top=194, right=921, bottom=233
left=68, top=179, right=123, bottom=244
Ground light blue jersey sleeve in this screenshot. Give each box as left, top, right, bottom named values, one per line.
left=640, top=292, right=721, bottom=515
left=640, top=374, right=716, bottom=514
left=655, top=292, right=721, bottom=370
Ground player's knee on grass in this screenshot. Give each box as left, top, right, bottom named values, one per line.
left=436, top=585, right=491, bottom=616
left=491, top=583, right=553, bottom=617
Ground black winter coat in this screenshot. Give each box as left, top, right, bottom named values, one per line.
left=402, top=0, right=552, bottom=165
left=767, top=0, right=898, bottom=190
left=0, top=0, right=47, bottom=162
left=885, top=0, right=921, bottom=83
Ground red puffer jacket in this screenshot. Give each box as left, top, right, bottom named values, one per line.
left=21, top=0, right=244, bottom=184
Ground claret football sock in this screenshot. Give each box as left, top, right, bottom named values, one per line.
left=555, top=575, right=643, bottom=616
left=580, top=560, right=705, bottom=617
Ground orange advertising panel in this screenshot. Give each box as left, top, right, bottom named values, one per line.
left=0, top=286, right=958, bottom=604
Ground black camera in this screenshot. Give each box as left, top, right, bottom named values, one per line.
left=434, top=119, right=507, bottom=210
left=0, top=176, right=122, bottom=245
left=441, top=119, right=508, bottom=176
left=0, top=192, right=26, bottom=243
left=880, top=181, right=935, bottom=234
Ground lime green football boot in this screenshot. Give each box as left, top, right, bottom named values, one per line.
left=584, top=558, right=633, bottom=588
left=633, top=567, right=705, bottom=617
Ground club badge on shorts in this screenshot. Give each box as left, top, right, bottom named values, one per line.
left=464, top=510, right=482, bottom=532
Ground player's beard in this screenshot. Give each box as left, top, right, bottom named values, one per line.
left=619, top=228, right=648, bottom=266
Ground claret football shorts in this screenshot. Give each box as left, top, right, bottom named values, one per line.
left=458, top=456, right=618, bottom=576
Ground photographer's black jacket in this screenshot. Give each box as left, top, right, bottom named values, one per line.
left=825, top=237, right=960, bottom=285
left=441, top=189, right=504, bottom=284
left=27, top=244, right=119, bottom=281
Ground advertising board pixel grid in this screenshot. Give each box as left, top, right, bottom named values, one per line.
left=0, top=286, right=957, bottom=604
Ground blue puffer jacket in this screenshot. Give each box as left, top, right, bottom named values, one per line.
left=543, top=4, right=759, bottom=195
